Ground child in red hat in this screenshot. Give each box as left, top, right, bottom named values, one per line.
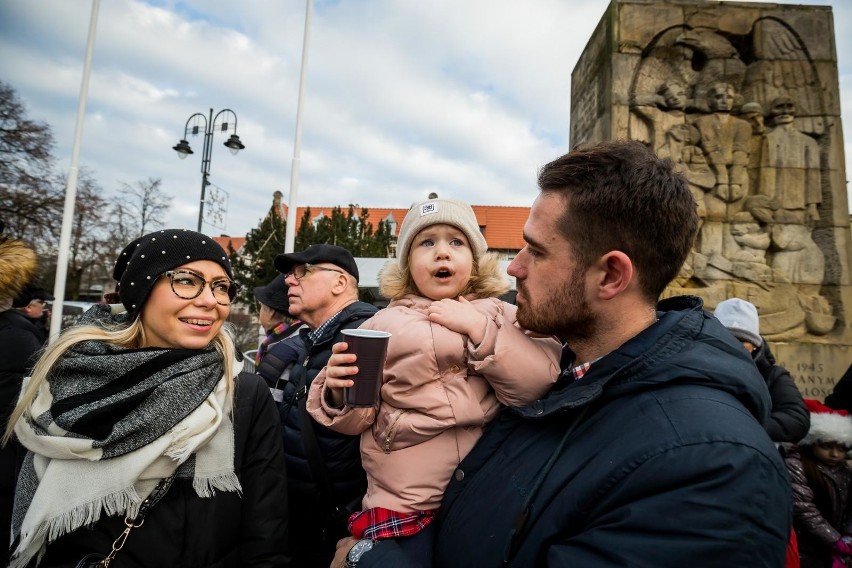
left=785, top=399, right=852, bottom=567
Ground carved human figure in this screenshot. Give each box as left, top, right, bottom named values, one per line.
left=692, top=83, right=752, bottom=204
left=631, top=80, right=689, bottom=155
left=760, top=96, right=821, bottom=224
left=770, top=221, right=825, bottom=285
left=726, top=211, right=772, bottom=282
left=657, top=123, right=715, bottom=255
left=728, top=212, right=770, bottom=263
left=689, top=83, right=752, bottom=266
left=739, top=102, right=766, bottom=209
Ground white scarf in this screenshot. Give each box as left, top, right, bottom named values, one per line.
left=10, top=362, right=244, bottom=568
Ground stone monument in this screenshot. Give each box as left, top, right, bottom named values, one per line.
left=571, top=0, right=851, bottom=398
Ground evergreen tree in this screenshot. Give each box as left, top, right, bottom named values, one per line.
left=295, top=204, right=393, bottom=258
left=233, top=198, right=395, bottom=310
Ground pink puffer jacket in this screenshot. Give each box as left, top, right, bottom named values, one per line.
left=307, top=295, right=560, bottom=513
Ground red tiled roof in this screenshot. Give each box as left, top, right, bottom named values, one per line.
left=213, top=236, right=246, bottom=253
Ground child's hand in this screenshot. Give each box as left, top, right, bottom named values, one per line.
left=834, top=536, right=852, bottom=556
left=428, top=296, right=488, bottom=345
left=324, top=341, right=359, bottom=407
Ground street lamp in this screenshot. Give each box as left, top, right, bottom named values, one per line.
left=172, top=108, right=245, bottom=232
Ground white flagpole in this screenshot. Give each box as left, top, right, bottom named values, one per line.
left=284, top=0, right=313, bottom=254
left=49, top=0, right=100, bottom=342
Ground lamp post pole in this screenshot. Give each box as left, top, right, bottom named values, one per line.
left=172, top=108, right=245, bottom=232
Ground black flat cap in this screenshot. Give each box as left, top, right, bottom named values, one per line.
left=12, top=283, right=54, bottom=308
left=274, top=244, right=359, bottom=282
left=253, top=273, right=291, bottom=313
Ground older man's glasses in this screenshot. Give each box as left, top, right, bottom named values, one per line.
left=284, top=263, right=344, bottom=280
left=162, top=270, right=239, bottom=305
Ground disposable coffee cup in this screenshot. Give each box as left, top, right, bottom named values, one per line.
left=341, top=329, right=391, bottom=407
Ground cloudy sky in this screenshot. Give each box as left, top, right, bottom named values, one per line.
left=0, top=0, right=849, bottom=239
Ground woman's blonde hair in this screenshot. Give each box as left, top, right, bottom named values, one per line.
left=2, top=314, right=237, bottom=445
left=379, top=251, right=509, bottom=301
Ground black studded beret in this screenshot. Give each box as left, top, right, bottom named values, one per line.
left=112, top=229, right=233, bottom=314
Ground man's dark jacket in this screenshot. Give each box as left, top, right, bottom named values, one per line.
left=279, top=300, right=378, bottom=565
left=359, top=296, right=791, bottom=567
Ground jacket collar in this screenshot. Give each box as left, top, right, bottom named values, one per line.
left=512, top=295, right=768, bottom=424
left=305, top=300, right=378, bottom=347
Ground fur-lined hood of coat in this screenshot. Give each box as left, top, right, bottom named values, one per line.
left=0, top=237, right=38, bottom=306
left=378, top=251, right=509, bottom=301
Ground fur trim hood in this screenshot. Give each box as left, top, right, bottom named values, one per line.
left=0, top=238, right=38, bottom=306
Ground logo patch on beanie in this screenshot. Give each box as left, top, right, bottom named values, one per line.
left=419, top=202, right=438, bottom=216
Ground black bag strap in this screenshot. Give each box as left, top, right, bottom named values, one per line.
left=97, top=471, right=178, bottom=567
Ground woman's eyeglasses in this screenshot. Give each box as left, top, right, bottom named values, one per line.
left=162, top=270, right=239, bottom=305
left=284, top=263, right=344, bottom=280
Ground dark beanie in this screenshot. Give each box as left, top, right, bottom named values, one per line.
left=12, top=283, right=54, bottom=308
left=253, top=273, right=291, bottom=314
left=113, top=229, right=233, bottom=314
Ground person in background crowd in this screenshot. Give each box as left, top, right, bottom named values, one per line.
left=253, top=273, right=305, bottom=400
left=826, top=364, right=852, bottom=415
left=274, top=244, right=378, bottom=568
left=309, top=198, right=560, bottom=567
left=12, top=283, right=54, bottom=344
left=0, top=223, right=38, bottom=561
left=784, top=400, right=852, bottom=568
left=332, top=140, right=791, bottom=567
left=714, top=297, right=810, bottom=443
left=4, top=228, right=288, bottom=567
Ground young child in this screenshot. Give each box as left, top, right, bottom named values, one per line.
left=306, top=198, right=561, bottom=564
left=785, top=399, right=852, bottom=568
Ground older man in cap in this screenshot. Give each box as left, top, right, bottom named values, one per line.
left=12, top=283, right=54, bottom=344
left=274, top=244, right=378, bottom=568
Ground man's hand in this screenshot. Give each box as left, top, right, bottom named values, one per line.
left=330, top=536, right=359, bottom=568
left=428, top=296, right=488, bottom=345
left=323, top=341, right=359, bottom=407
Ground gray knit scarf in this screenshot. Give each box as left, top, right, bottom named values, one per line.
left=10, top=305, right=242, bottom=567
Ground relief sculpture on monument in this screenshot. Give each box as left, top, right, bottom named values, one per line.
left=627, top=14, right=838, bottom=343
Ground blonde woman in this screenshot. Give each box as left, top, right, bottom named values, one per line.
left=5, top=229, right=288, bottom=567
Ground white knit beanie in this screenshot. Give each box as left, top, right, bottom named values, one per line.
left=713, top=298, right=763, bottom=347
left=395, top=198, right=487, bottom=267
left=800, top=399, right=852, bottom=448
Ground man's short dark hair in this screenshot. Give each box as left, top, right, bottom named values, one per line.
left=538, top=139, right=698, bottom=302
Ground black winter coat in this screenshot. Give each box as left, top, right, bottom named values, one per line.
left=752, top=341, right=810, bottom=443
left=826, top=363, right=852, bottom=414
left=359, top=296, right=791, bottom=567
left=278, top=301, right=378, bottom=566
left=0, top=310, right=42, bottom=423
left=38, top=372, right=289, bottom=567
left=0, top=310, right=42, bottom=554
